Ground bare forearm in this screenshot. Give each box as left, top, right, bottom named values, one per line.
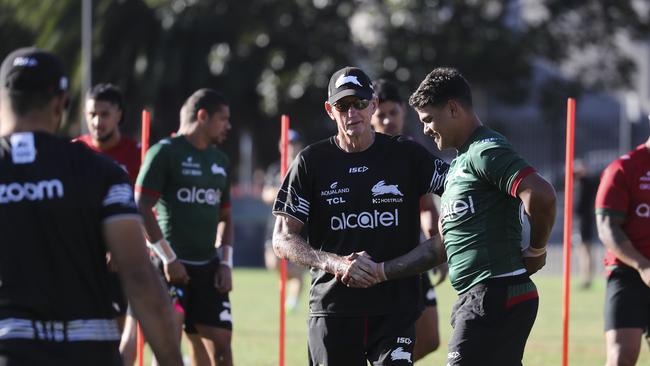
left=273, top=232, right=346, bottom=275
left=383, top=236, right=446, bottom=280
left=120, top=266, right=182, bottom=365
left=526, top=195, right=556, bottom=249
left=216, top=214, right=234, bottom=247
left=599, top=221, right=650, bottom=270
left=135, top=194, right=164, bottom=242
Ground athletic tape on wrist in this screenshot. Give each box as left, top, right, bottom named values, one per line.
left=523, top=245, right=546, bottom=258
left=147, top=238, right=177, bottom=265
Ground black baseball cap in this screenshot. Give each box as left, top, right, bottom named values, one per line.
left=327, top=66, right=374, bottom=105
left=0, top=47, right=68, bottom=94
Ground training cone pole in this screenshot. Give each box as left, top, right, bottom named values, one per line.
left=137, top=110, right=151, bottom=366
left=562, top=98, right=576, bottom=366
left=279, top=115, right=290, bottom=366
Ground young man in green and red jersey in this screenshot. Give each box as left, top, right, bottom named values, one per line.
left=135, top=88, right=234, bottom=366
left=596, top=134, right=650, bottom=366
left=410, top=67, right=557, bottom=366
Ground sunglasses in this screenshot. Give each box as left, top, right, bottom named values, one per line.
left=333, top=99, right=370, bottom=112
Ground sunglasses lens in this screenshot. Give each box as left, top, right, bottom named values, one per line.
left=334, top=99, right=369, bottom=112
left=353, top=100, right=369, bottom=110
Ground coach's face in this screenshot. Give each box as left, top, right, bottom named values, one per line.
left=325, top=95, right=377, bottom=139
left=416, top=101, right=459, bottom=150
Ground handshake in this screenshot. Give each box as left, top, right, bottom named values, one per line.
left=333, top=251, right=387, bottom=289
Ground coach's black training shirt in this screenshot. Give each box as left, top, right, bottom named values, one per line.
left=0, top=132, right=138, bottom=321
left=273, top=133, right=448, bottom=316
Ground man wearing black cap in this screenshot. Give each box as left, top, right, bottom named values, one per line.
left=272, top=66, right=448, bottom=365
left=0, top=47, right=182, bottom=365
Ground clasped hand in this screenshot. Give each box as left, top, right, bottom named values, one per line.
left=336, top=251, right=386, bottom=288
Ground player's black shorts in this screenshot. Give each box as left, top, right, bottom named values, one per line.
left=605, top=266, right=650, bottom=334
left=447, top=274, right=538, bottom=366
left=107, top=272, right=127, bottom=318
left=308, top=311, right=419, bottom=366
left=421, top=273, right=437, bottom=307
left=175, top=259, right=232, bottom=333
left=0, top=339, right=120, bottom=366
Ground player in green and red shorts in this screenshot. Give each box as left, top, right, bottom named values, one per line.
left=135, top=88, right=234, bottom=366
left=410, top=68, right=557, bottom=366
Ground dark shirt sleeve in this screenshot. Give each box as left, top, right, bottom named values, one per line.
left=408, top=139, right=449, bottom=196
left=100, top=158, right=139, bottom=221
left=272, top=152, right=311, bottom=224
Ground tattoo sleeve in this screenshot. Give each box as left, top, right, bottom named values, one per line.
left=272, top=215, right=347, bottom=275
left=383, top=235, right=446, bottom=280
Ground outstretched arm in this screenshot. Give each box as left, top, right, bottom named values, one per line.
left=272, top=215, right=369, bottom=284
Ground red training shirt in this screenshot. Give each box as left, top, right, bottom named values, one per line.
left=73, top=134, right=141, bottom=185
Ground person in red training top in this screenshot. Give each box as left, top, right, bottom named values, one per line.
left=596, top=133, right=650, bottom=366
left=73, top=83, right=142, bottom=365
left=74, top=83, right=141, bottom=185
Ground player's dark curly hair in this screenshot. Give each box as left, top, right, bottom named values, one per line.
left=408, top=67, right=472, bottom=109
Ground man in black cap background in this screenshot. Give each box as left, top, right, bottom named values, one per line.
left=0, top=47, right=182, bottom=365
left=272, top=66, right=448, bottom=365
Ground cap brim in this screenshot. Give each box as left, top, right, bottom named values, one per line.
left=328, top=89, right=373, bottom=105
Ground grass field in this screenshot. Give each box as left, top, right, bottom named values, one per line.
left=145, top=268, right=650, bottom=365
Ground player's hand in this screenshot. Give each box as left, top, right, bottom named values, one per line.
left=164, top=260, right=190, bottom=285
left=342, top=252, right=385, bottom=288
left=215, top=264, right=233, bottom=293
left=523, top=253, right=546, bottom=275
left=432, top=262, right=448, bottom=286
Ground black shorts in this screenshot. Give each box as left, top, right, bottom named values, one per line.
left=0, top=339, right=120, bottom=366
left=447, top=274, right=538, bottom=366
left=308, top=312, right=419, bottom=366
left=107, top=272, right=127, bottom=318
left=175, top=259, right=232, bottom=333
left=605, top=266, right=650, bottom=333
left=421, top=273, right=437, bottom=307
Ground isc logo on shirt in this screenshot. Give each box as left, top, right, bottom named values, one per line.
left=0, top=179, right=64, bottom=204
left=349, top=166, right=368, bottom=174
left=177, top=186, right=221, bottom=205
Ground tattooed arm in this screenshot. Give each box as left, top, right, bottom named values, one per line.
left=383, top=234, right=446, bottom=280
left=342, top=234, right=447, bottom=288
left=597, top=214, right=650, bottom=287
left=273, top=215, right=379, bottom=286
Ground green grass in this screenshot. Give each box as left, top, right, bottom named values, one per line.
left=145, top=269, right=650, bottom=365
